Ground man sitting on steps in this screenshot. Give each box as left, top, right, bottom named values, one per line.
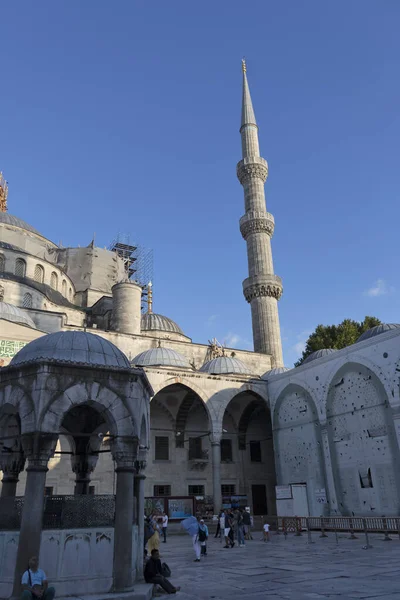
left=21, top=556, right=55, bottom=600
left=144, top=549, right=181, bottom=595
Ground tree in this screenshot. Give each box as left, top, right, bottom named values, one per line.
left=294, top=316, right=381, bottom=367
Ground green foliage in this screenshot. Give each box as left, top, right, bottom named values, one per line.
left=294, top=316, right=381, bottom=367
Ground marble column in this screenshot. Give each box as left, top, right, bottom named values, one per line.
left=320, top=425, right=340, bottom=516
left=71, top=453, right=98, bottom=495
left=211, top=435, right=222, bottom=514
left=0, top=451, right=25, bottom=497
left=112, top=442, right=137, bottom=592
left=12, top=433, right=57, bottom=597
left=134, top=459, right=146, bottom=580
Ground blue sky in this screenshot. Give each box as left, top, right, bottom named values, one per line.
left=1, top=1, right=399, bottom=366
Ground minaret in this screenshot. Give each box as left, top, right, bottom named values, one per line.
left=0, top=173, right=8, bottom=212
left=237, top=60, right=284, bottom=367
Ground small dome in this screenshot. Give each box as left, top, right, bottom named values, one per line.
left=132, top=347, right=191, bottom=369
left=0, top=301, right=36, bottom=329
left=261, top=366, right=290, bottom=380
left=11, top=331, right=130, bottom=369
left=141, top=313, right=184, bottom=335
left=0, top=213, right=42, bottom=237
left=357, top=323, right=400, bottom=343
left=302, top=348, right=337, bottom=365
left=200, top=356, right=252, bottom=375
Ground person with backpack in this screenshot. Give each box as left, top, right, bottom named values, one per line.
left=198, top=519, right=209, bottom=556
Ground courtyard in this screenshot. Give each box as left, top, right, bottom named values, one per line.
left=157, top=530, right=400, bottom=600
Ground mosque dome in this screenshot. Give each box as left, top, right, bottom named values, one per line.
left=302, top=348, right=337, bottom=365
left=132, top=347, right=191, bottom=369
left=0, top=213, right=42, bottom=237
left=199, top=356, right=252, bottom=375
left=357, top=323, right=400, bottom=343
left=261, top=366, right=290, bottom=380
left=10, top=330, right=130, bottom=369
left=0, top=301, right=36, bottom=329
left=141, top=313, right=184, bottom=335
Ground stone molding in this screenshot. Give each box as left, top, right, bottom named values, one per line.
left=240, top=211, right=275, bottom=239
left=236, top=157, right=268, bottom=184
left=243, top=275, right=283, bottom=302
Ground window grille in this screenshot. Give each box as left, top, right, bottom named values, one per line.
left=15, top=258, right=26, bottom=277
left=154, top=485, right=171, bottom=497
left=50, top=272, right=58, bottom=290
left=62, top=280, right=67, bottom=296
left=155, top=436, right=169, bottom=461
left=221, top=439, right=233, bottom=462
left=23, top=293, right=32, bottom=308
left=221, top=484, right=236, bottom=496
left=188, top=437, right=202, bottom=460
left=34, top=264, right=44, bottom=283
left=188, top=485, right=205, bottom=496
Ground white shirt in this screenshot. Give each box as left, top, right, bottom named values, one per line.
left=162, top=515, right=168, bottom=527
left=263, top=523, right=270, bottom=532
left=21, top=569, right=47, bottom=586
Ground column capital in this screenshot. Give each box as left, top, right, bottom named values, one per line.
left=0, top=451, right=25, bottom=482
left=71, top=453, right=99, bottom=477
left=111, top=436, right=139, bottom=469
left=210, top=431, right=222, bottom=444
left=21, top=433, right=58, bottom=470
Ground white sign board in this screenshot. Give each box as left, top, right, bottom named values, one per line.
left=315, top=488, right=327, bottom=504
left=275, top=485, right=292, bottom=500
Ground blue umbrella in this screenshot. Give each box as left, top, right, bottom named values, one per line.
left=181, top=516, right=199, bottom=537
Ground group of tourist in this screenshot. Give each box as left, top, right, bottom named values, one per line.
left=215, top=508, right=253, bottom=548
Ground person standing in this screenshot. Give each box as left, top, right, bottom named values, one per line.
left=162, top=512, right=168, bottom=543
left=243, top=508, right=252, bottom=540
left=147, top=514, right=160, bottom=554
left=192, top=525, right=201, bottom=562
left=223, top=510, right=234, bottom=548
left=237, top=508, right=245, bottom=547
left=263, top=520, right=270, bottom=542
left=198, top=519, right=209, bottom=556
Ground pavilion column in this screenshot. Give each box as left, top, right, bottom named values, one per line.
left=112, top=439, right=138, bottom=592
left=211, top=433, right=222, bottom=514
left=320, top=425, right=339, bottom=516
left=71, top=453, right=98, bottom=495
left=134, top=457, right=147, bottom=579
left=0, top=451, right=25, bottom=497
left=12, top=433, right=57, bottom=597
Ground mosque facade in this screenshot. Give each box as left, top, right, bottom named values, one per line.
left=1, top=64, right=400, bottom=522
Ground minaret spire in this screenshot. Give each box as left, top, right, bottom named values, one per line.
left=237, top=61, right=284, bottom=367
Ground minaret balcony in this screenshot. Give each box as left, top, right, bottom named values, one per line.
left=243, top=274, right=283, bottom=303
left=237, top=156, right=268, bottom=184
left=240, top=211, right=275, bottom=239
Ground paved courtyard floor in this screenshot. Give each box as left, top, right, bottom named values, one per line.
left=157, top=530, right=400, bottom=600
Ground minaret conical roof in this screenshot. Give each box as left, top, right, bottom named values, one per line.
left=241, top=59, right=257, bottom=129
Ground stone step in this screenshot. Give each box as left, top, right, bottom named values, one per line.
left=57, top=584, right=154, bottom=600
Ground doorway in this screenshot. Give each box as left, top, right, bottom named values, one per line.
left=252, top=484, right=268, bottom=515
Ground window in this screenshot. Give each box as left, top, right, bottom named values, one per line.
left=221, top=439, right=233, bottom=462
left=88, top=486, right=95, bottom=495
left=250, top=441, right=262, bottom=462
left=62, top=280, right=67, bottom=296
left=0, top=254, right=4, bottom=272
left=50, top=272, right=58, bottom=290
left=15, top=258, right=26, bottom=277
left=221, top=484, right=236, bottom=496
left=189, top=437, right=203, bottom=460
left=44, top=487, right=53, bottom=496
left=188, top=485, right=205, bottom=496
left=154, top=485, right=171, bottom=497
left=34, top=264, right=44, bottom=283
left=359, top=468, right=373, bottom=489
left=155, top=436, right=169, bottom=461
left=23, top=293, right=32, bottom=308
left=69, top=288, right=73, bottom=300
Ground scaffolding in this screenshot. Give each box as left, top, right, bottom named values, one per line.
left=0, top=172, right=8, bottom=212
left=108, top=233, right=154, bottom=313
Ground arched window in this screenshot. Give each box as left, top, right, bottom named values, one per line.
left=34, top=264, right=44, bottom=283
left=69, top=288, right=73, bottom=301
left=15, top=258, right=26, bottom=278
left=50, top=272, right=58, bottom=290
left=62, top=280, right=67, bottom=296
left=0, top=254, right=4, bottom=273
left=23, top=293, right=32, bottom=308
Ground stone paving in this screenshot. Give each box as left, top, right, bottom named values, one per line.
left=157, top=530, right=400, bottom=600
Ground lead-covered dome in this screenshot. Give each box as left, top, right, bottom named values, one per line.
left=357, top=323, right=400, bottom=343
left=141, top=313, right=184, bottom=335
left=200, top=356, right=252, bottom=375
left=261, top=366, right=290, bottom=380
left=0, top=213, right=42, bottom=237
left=10, top=330, right=130, bottom=369
left=302, top=348, right=337, bottom=365
left=0, top=301, right=36, bottom=329
left=132, top=347, right=191, bottom=369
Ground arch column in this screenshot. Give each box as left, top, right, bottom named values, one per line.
left=0, top=451, right=25, bottom=497
left=112, top=438, right=138, bottom=592
left=71, top=453, right=99, bottom=495
left=12, top=433, right=58, bottom=597
left=320, top=425, right=340, bottom=515
left=210, top=432, right=222, bottom=514
left=134, top=457, right=147, bottom=579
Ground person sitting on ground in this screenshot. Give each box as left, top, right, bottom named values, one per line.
left=21, top=556, right=55, bottom=600
left=144, top=549, right=180, bottom=595
left=263, top=520, right=270, bottom=542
